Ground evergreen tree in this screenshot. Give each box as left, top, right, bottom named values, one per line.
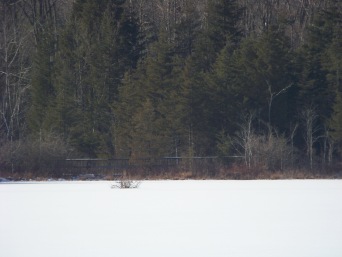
left=114, top=31, right=175, bottom=159
left=206, top=40, right=242, bottom=137
left=174, top=1, right=201, bottom=58
left=130, top=99, right=166, bottom=160
left=89, top=1, right=140, bottom=157
left=133, top=31, right=175, bottom=158
left=161, top=55, right=210, bottom=157
left=191, top=0, right=244, bottom=72
left=52, top=18, right=96, bottom=156
left=324, top=1, right=342, bottom=153
left=298, top=3, right=341, bottom=124
left=50, top=0, right=140, bottom=157
left=114, top=69, right=145, bottom=158
left=330, top=91, right=342, bottom=144
left=206, top=0, right=244, bottom=52
left=234, top=26, right=295, bottom=133
left=28, top=30, right=56, bottom=132
left=176, top=55, right=217, bottom=156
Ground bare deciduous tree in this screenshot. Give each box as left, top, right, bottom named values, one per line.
left=0, top=2, right=31, bottom=143
left=301, top=106, right=320, bottom=170
left=321, top=125, right=334, bottom=169
left=240, top=0, right=331, bottom=46
left=234, top=112, right=255, bottom=168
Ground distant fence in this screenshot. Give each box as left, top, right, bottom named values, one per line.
left=59, top=156, right=243, bottom=177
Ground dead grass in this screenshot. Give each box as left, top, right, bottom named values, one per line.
left=172, top=171, right=193, bottom=180
left=1, top=163, right=341, bottom=181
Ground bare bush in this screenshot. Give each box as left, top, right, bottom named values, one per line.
left=233, top=113, right=296, bottom=171
left=300, top=107, right=320, bottom=170
left=234, top=112, right=255, bottom=168
left=250, top=133, right=293, bottom=171
left=111, top=180, right=141, bottom=189
left=0, top=132, right=72, bottom=176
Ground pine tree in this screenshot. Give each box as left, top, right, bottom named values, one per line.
left=49, top=0, right=140, bottom=157
left=174, top=1, right=201, bottom=58
left=206, top=0, right=244, bottom=52
left=175, top=55, right=218, bottom=156
left=191, top=0, right=244, bottom=72
left=28, top=30, right=56, bottom=132
left=324, top=1, right=342, bottom=153
left=114, top=69, right=146, bottom=158
left=298, top=3, right=341, bottom=123
left=206, top=40, right=242, bottom=136
left=114, top=30, right=173, bottom=159
left=133, top=31, right=175, bottom=158
left=330, top=91, right=342, bottom=144
left=234, top=26, right=295, bottom=133
left=130, top=99, right=167, bottom=160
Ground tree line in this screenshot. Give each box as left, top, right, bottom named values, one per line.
left=0, top=0, right=341, bottom=176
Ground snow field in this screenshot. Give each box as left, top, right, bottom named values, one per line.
left=1, top=180, right=341, bottom=257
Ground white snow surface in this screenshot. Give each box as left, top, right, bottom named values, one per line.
left=1, top=180, right=342, bottom=257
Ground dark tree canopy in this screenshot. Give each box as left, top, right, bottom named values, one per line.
left=0, top=0, right=341, bottom=173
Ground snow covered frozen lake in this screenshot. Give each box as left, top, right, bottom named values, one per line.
left=1, top=180, right=342, bottom=257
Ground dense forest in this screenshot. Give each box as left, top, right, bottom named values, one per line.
left=0, top=0, right=341, bottom=177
